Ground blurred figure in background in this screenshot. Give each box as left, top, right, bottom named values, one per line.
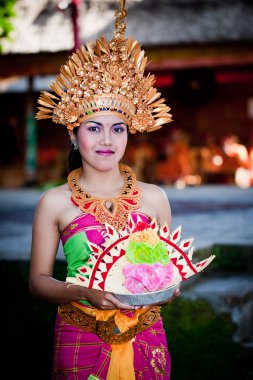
left=156, top=129, right=193, bottom=187
left=125, top=134, right=157, bottom=183
left=199, top=133, right=225, bottom=184
left=222, top=134, right=252, bottom=188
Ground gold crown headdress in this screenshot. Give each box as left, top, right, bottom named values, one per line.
left=36, top=0, right=172, bottom=133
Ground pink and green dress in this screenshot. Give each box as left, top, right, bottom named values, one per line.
left=52, top=212, right=171, bottom=380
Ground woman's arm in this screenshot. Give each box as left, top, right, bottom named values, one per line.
left=29, top=189, right=131, bottom=310
left=154, top=186, right=172, bottom=228
left=140, top=183, right=172, bottom=228
left=155, top=186, right=181, bottom=303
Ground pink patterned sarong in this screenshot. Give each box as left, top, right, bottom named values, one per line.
left=52, top=212, right=171, bottom=379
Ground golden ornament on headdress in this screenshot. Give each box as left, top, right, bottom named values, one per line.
left=36, top=0, right=172, bottom=133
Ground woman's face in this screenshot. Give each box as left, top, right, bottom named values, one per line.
left=70, top=114, right=128, bottom=171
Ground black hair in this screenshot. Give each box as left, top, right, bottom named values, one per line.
left=67, top=149, right=82, bottom=173
left=67, top=127, right=82, bottom=173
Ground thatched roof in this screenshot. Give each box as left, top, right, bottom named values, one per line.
left=2, top=0, right=253, bottom=55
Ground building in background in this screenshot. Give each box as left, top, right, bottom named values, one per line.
left=1, top=0, right=253, bottom=187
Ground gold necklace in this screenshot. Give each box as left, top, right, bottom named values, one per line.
left=67, top=163, right=142, bottom=229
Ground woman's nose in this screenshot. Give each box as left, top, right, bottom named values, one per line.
left=100, top=130, right=112, bottom=145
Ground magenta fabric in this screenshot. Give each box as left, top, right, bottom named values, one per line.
left=60, top=213, right=105, bottom=247
left=53, top=314, right=171, bottom=380
left=52, top=212, right=171, bottom=379
left=60, top=211, right=151, bottom=246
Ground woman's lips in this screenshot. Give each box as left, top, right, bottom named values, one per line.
left=96, top=150, right=114, bottom=156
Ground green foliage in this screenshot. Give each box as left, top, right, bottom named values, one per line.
left=0, top=0, right=17, bottom=53
left=196, top=244, right=253, bottom=273
left=38, top=179, right=66, bottom=191
left=162, top=297, right=252, bottom=380
left=1, top=259, right=67, bottom=379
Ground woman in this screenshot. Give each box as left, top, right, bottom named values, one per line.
left=29, top=1, right=178, bottom=378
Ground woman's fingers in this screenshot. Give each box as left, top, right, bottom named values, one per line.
left=85, top=286, right=181, bottom=310
left=86, top=288, right=135, bottom=310
left=173, top=288, right=180, bottom=298
left=106, top=293, right=135, bottom=310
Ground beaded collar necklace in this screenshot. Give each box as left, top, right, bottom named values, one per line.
left=67, top=163, right=142, bottom=229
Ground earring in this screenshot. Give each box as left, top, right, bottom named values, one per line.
left=71, top=140, right=79, bottom=151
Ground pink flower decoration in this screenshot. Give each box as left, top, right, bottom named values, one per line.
left=123, top=262, right=174, bottom=294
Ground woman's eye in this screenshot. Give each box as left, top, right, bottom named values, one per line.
left=113, top=125, right=126, bottom=133
left=87, top=126, right=100, bottom=132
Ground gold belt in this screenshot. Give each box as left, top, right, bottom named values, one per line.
left=58, top=302, right=161, bottom=345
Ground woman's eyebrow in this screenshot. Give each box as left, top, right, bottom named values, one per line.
left=112, top=122, right=127, bottom=126
left=84, top=121, right=126, bottom=127
left=84, top=121, right=102, bottom=126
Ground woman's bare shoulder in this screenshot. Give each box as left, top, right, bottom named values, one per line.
left=40, top=182, right=69, bottom=199
left=138, top=181, right=169, bottom=201
left=35, top=183, right=70, bottom=213
left=33, top=182, right=81, bottom=232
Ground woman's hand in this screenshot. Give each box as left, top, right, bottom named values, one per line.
left=83, top=287, right=135, bottom=310
left=73, top=283, right=181, bottom=311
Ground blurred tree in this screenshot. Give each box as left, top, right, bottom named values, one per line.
left=0, top=0, right=16, bottom=53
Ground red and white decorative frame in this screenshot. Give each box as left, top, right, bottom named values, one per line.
left=66, top=216, right=215, bottom=293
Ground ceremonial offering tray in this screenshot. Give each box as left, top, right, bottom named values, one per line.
left=113, top=283, right=179, bottom=306
left=66, top=217, right=215, bottom=305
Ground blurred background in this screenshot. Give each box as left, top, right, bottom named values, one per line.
left=1, top=0, right=253, bottom=189
left=0, top=1, right=253, bottom=379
